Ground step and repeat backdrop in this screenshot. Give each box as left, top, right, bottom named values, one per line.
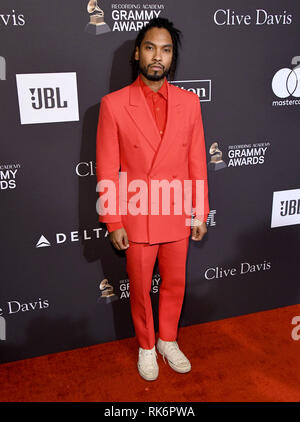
left=1, top=0, right=299, bottom=363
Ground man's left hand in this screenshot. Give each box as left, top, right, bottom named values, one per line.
left=191, top=220, right=207, bottom=241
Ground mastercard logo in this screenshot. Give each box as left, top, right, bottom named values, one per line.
left=272, top=61, right=300, bottom=98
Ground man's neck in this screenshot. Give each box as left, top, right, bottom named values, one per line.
left=139, top=74, right=166, bottom=93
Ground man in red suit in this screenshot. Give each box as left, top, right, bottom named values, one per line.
left=96, top=18, right=210, bottom=381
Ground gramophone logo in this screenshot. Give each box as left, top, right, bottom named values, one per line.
left=85, top=0, right=110, bottom=35
left=208, top=142, right=227, bottom=171
left=272, top=56, right=300, bottom=99
left=97, top=278, right=118, bottom=304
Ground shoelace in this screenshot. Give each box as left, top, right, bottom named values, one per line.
left=139, top=349, right=157, bottom=370
left=160, top=341, right=186, bottom=364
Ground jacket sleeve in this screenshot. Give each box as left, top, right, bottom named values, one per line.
left=96, top=95, right=124, bottom=229
left=188, top=96, right=210, bottom=223
left=106, top=222, right=124, bottom=232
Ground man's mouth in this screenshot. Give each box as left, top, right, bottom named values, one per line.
left=150, top=64, right=163, bottom=71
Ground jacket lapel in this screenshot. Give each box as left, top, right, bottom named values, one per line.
left=125, top=77, right=160, bottom=152
left=152, top=83, right=182, bottom=172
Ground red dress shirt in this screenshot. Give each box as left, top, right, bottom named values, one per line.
left=139, top=73, right=168, bottom=139
left=106, top=75, right=168, bottom=233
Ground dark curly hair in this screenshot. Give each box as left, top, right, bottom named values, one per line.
left=129, top=17, right=182, bottom=82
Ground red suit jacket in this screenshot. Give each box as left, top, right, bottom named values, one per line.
left=96, top=76, right=210, bottom=244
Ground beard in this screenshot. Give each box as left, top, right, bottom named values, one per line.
left=139, top=63, right=170, bottom=81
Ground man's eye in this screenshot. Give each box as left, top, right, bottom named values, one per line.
left=146, top=46, right=152, bottom=50
left=164, top=49, right=171, bottom=53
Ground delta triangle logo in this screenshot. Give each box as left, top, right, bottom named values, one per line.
left=36, top=235, right=51, bottom=248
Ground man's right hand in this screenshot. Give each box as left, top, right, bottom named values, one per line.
left=109, top=228, right=129, bottom=250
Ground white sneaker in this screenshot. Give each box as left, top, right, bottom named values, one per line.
left=137, top=346, right=159, bottom=381
left=157, top=338, right=191, bottom=373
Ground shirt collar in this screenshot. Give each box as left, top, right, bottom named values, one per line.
left=138, top=74, right=168, bottom=100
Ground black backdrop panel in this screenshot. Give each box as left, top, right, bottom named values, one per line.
left=1, top=0, right=299, bottom=363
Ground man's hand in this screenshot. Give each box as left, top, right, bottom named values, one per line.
left=191, top=220, right=207, bottom=241
left=109, top=228, right=129, bottom=250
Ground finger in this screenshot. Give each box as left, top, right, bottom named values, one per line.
left=198, top=228, right=205, bottom=240
left=191, top=228, right=198, bottom=240
left=119, top=241, right=127, bottom=250
left=123, top=233, right=129, bottom=248
left=198, top=227, right=203, bottom=238
left=192, top=227, right=202, bottom=241
left=117, top=238, right=128, bottom=250
left=192, top=235, right=201, bottom=241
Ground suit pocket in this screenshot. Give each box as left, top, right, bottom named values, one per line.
left=177, top=125, right=190, bottom=146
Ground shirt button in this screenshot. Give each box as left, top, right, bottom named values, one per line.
left=160, top=131, right=163, bottom=135
left=156, top=107, right=160, bottom=111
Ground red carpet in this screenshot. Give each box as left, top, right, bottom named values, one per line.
left=1, top=304, right=300, bottom=402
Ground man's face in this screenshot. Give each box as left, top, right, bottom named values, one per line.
left=135, top=27, right=173, bottom=81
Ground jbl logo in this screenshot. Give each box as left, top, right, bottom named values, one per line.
left=271, top=188, right=300, bottom=228
left=16, top=72, right=79, bottom=125
left=280, top=199, right=300, bottom=216
left=30, top=87, right=68, bottom=110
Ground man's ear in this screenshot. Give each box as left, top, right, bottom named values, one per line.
left=134, top=47, right=139, bottom=61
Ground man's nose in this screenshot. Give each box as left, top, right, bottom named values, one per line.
left=153, top=49, right=162, bottom=61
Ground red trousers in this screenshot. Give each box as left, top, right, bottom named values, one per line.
left=125, top=236, right=190, bottom=349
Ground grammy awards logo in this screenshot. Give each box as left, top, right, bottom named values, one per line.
left=85, top=0, right=111, bottom=35
left=208, top=142, right=227, bottom=171
left=97, top=278, right=118, bottom=304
